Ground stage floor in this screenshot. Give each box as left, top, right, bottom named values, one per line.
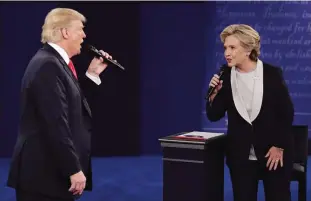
left=0, top=156, right=310, bottom=201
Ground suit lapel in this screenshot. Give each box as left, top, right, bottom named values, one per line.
left=42, top=44, right=92, bottom=118
left=59, top=58, right=92, bottom=117
left=250, top=60, right=263, bottom=122
left=231, top=67, right=252, bottom=124
left=230, top=59, right=264, bottom=124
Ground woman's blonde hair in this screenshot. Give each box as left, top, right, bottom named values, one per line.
left=220, top=24, right=260, bottom=61
left=41, top=8, right=86, bottom=44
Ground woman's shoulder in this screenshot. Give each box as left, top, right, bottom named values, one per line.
left=262, top=61, right=283, bottom=75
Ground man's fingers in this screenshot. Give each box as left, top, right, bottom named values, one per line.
left=73, top=183, right=83, bottom=195
left=69, top=183, right=76, bottom=192
left=73, top=189, right=80, bottom=195
left=80, top=182, right=86, bottom=195
left=99, top=50, right=112, bottom=59
left=76, top=182, right=83, bottom=191
left=70, top=182, right=85, bottom=195
left=99, top=50, right=106, bottom=56
left=69, top=171, right=86, bottom=195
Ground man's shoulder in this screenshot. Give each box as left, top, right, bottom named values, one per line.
left=26, top=48, right=65, bottom=74
left=30, top=48, right=60, bottom=65
left=23, top=48, right=64, bottom=81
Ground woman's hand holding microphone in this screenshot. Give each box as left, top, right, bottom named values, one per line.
left=208, top=74, right=223, bottom=102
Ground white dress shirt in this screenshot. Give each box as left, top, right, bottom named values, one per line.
left=48, top=42, right=101, bottom=85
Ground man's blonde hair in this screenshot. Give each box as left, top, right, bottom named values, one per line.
left=41, top=8, right=86, bottom=44
left=220, top=24, right=260, bottom=61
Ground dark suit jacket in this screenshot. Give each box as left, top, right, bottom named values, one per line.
left=7, top=44, right=97, bottom=199
left=206, top=62, right=294, bottom=169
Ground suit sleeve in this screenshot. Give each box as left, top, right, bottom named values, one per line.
left=273, top=68, right=294, bottom=149
left=74, top=56, right=103, bottom=105
left=85, top=72, right=101, bottom=85
left=78, top=73, right=102, bottom=109
left=205, top=82, right=228, bottom=122
left=32, top=61, right=81, bottom=178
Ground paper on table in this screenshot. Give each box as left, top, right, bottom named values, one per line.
left=177, top=131, right=224, bottom=140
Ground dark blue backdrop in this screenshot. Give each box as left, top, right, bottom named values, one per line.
left=140, top=2, right=212, bottom=154
left=0, top=2, right=310, bottom=157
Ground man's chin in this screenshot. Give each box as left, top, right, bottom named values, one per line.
left=74, top=49, right=81, bottom=56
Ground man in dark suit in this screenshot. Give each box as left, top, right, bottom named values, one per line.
left=206, top=24, right=294, bottom=201
left=7, top=8, right=112, bottom=201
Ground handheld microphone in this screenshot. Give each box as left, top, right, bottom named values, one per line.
left=205, top=64, right=228, bottom=100
left=85, top=44, right=125, bottom=71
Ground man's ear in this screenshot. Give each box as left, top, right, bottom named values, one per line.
left=60, top=28, right=69, bottom=40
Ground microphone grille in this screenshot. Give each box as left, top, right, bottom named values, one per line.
left=83, top=43, right=94, bottom=51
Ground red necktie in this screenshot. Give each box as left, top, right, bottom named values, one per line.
left=68, top=60, right=78, bottom=79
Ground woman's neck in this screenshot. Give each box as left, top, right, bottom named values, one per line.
left=236, top=59, right=257, bottom=73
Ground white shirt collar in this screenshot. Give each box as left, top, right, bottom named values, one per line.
left=48, top=42, right=70, bottom=65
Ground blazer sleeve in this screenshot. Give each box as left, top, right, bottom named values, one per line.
left=79, top=73, right=101, bottom=97
left=205, top=78, right=228, bottom=122
left=32, top=61, right=81, bottom=178
left=273, top=67, right=294, bottom=149
left=74, top=55, right=103, bottom=107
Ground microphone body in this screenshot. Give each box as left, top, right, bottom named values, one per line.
left=205, top=65, right=228, bottom=100
left=86, top=44, right=125, bottom=71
